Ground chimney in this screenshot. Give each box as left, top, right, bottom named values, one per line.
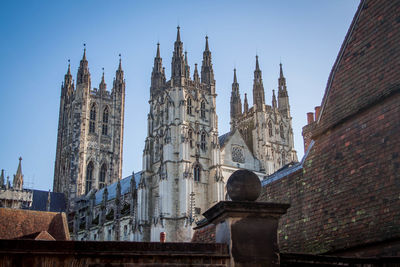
left=307, top=112, right=314, bottom=124
left=314, top=106, right=321, bottom=121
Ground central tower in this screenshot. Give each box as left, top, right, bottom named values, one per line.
left=138, top=27, right=224, bottom=242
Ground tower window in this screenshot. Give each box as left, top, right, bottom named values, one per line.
left=85, top=161, right=94, bottom=195
left=200, top=132, right=206, bottom=151
left=193, top=164, right=200, bottom=182
left=99, top=163, right=107, bottom=189
left=280, top=124, right=284, bottom=139
left=200, top=101, right=206, bottom=119
left=187, top=98, right=192, bottom=115
left=268, top=121, right=273, bottom=137
left=89, top=105, right=96, bottom=133
left=102, top=107, right=109, bottom=135
left=188, top=129, right=193, bottom=148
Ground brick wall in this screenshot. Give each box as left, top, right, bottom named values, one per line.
left=261, top=94, right=400, bottom=255
left=0, top=240, right=229, bottom=267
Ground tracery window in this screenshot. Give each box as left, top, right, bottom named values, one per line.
left=89, top=104, right=96, bottom=133
left=85, top=161, right=94, bottom=195
left=268, top=121, right=273, bottom=137
left=99, top=163, right=106, bottom=189
left=232, top=146, right=245, bottom=163
left=200, top=101, right=206, bottom=119
left=200, top=132, right=206, bottom=151
left=280, top=124, right=284, bottom=139
left=102, top=107, right=109, bottom=135
left=193, top=164, right=201, bottom=182
left=187, top=97, right=192, bottom=115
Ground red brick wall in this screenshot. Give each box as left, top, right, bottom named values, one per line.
left=261, top=94, right=400, bottom=255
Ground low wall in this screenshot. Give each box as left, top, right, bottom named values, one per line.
left=0, top=239, right=229, bottom=267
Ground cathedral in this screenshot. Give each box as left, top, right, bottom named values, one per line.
left=53, top=46, right=125, bottom=209
left=56, top=27, right=297, bottom=242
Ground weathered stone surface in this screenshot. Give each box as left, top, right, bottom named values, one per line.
left=227, top=169, right=261, bottom=201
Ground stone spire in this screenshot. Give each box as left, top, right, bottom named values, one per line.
left=0, top=169, right=4, bottom=188
left=113, top=54, right=125, bottom=94
left=252, top=55, right=265, bottom=111
left=278, top=62, right=287, bottom=96
left=272, top=89, right=277, bottom=109
left=171, top=26, right=185, bottom=83
left=201, top=36, right=215, bottom=87
left=184, top=51, right=191, bottom=79
left=77, top=44, right=91, bottom=85
left=277, top=63, right=290, bottom=116
left=99, top=68, right=107, bottom=92
left=230, top=68, right=242, bottom=130
left=13, top=157, right=23, bottom=190
left=62, top=60, right=74, bottom=97
left=193, top=63, right=200, bottom=83
left=151, top=43, right=166, bottom=96
left=244, top=93, right=249, bottom=113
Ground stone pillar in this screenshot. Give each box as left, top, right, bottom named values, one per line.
left=202, top=170, right=289, bottom=267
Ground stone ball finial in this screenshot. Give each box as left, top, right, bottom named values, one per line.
left=226, top=170, right=261, bottom=201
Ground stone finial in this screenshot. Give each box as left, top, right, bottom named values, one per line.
left=226, top=169, right=261, bottom=201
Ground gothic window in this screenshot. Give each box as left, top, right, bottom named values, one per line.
left=187, top=97, right=192, bottom=115
left=154, top=139, right=159, bottom=160
left=232, top=146, right=245, bottom=163
left=200, top=132, right=206, bottom=151
left=268, top=121, right=273, bottom=137
left=89, top=104, right=96, bottom=133
left=102, top=107, right=109, bottom=135
left=188, top=129, right=193, bottom=148
left=200, top=101, right=206, bottom=119
left=85, top=161, right=94, bottom=195
left=193, top=164, right=201, bottom=182
left=99, top=163, right=107, bottom=189
left=280, top=124, right=284, bottom=139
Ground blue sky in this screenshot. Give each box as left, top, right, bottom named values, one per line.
left=0, top=0, right=359, bottom=190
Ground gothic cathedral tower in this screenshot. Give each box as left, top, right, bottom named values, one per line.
left=231, top=57, right=297, bottom=174
left=138, top=27, right=224, bottom=242
left=53, top=47, right=125, bottom=209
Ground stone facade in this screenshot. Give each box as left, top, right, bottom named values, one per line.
left=69, top=28, right=298, bottom=242
left=53, top=48, right=125, bottom=209
left=230, top=61, right=298, bottom=174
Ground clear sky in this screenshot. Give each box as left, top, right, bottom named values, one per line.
left=0, top=0, right=360, bottom=190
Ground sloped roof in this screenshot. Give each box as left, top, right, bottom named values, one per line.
left=315, top=0, right=400, bottom=136
left=218, top=132, right=231, bottom=148
left=27, top=190, right=66, bottom=212
left=95, top=171, right=142, bottom=205
left=0, top=208, right=69, bottom=240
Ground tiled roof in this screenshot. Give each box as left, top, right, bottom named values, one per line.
left=94, top=171, right=142, bottom=205
left=316, top=0, right=400, bottom=136
left=0, top=208, right=69, bottom=240
left=27, top=190, right=66, bottom=212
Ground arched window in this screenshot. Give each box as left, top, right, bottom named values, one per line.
left=188, top=129, right=193, bottom=148
left=86, top=162, right=94, bottom=195
left=200, top=101, right=206, bottom=119
left=268, top=121, right=273, bottom=137
left=89, top=104, right=96, bottom=133
left=200, top=132, right=206, bottom=151
left=187, top=98, right=192, bottom=115
left=280, top=124, right=284, bottom=139
left=102, top=107, right=109, bottom=135
left=193, top=164, right=201, bottom=182
left=99, top=163, right=107, bottom=189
